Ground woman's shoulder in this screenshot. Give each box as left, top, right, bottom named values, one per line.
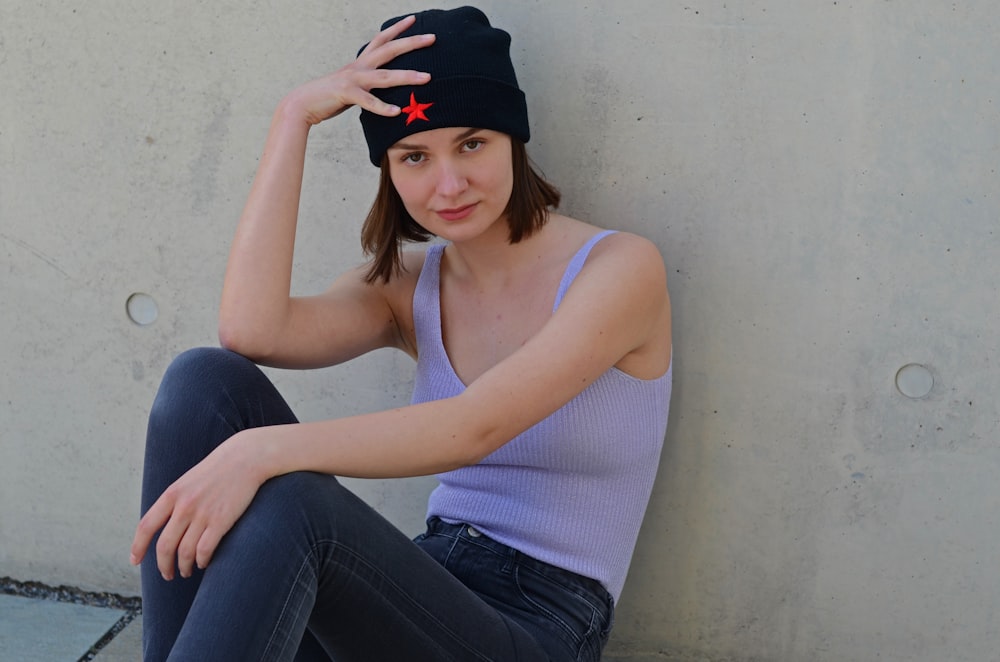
left=368, top=247, right=437, bottom=358
left=550, top=214, right=664, bottom=271
left=400, top=245, right=433, bottom=276
left=368, top=247, right=432, bottom=311
left=375, top=245, right=436, bottom=290
left=549, top=216, right=671, bottom=378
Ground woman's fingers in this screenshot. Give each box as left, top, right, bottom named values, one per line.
left=137, top=492, right=224, bottom=580
left=362, top=32, right=436, bottom=69
left=351, top=70, right=431, bottom=116
left=359, top=14, right=418, bottom=56
left=130, top=496, right=171, bottom=566
left=292, top=40, right=433, bottom=124
left=174, top=520, right=205, bottom=579
left=364, top=65, right=431, bottom=90
left=195, top=526, right=225, bottom=571
left=354, top=33, right=435, bottom=115
left=320, top=66, right=430, bottom=119
left=346, top=90, right=399, bottom=117
left=291, top=18, right=435, bottom=125
left=153, top=508, right=188, bottom=580
left=130, top=477, right=211, bottom=579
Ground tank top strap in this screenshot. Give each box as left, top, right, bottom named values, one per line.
left=552, top=230, right=618, bottom=311
left=413, top=244, right=447, bottom=358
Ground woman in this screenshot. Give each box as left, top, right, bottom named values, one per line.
left=131, top=7, right=671, bottom=661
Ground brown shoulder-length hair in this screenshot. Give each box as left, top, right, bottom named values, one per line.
left=360, top=139, right=561, bottom=284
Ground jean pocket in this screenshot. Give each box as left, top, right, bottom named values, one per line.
left=514, top=564, right=605, bottom=661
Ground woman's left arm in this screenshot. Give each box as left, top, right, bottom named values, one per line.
left=260, top=234, right=669, bottom=473
left=132, top=233, right=669, bottom=578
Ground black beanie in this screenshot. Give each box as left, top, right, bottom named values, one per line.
left=359, top=6, right=530, bottom=166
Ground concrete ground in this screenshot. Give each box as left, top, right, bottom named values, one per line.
left=0, top=593, right=140, bottom=661
left=91, top=619, right=142, bottom=661
left=0, top=592, right=653, bottom=660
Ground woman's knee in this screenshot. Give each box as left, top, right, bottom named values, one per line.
left=145, top=348, right=270, bottom=458
left=150, top=348, right=261, bottom=418
left=161, top=347, right=259, bottom=393
left=224, top=472, right=353, bottom=550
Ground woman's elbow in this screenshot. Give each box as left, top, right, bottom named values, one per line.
left=217, top=321, right=272, bottom=362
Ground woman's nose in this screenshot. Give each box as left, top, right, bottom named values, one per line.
left=435, top=160, right=468, bottom=197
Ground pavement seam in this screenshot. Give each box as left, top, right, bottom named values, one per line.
left=1, top=576, right=141, bottom=661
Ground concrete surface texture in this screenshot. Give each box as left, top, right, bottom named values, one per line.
left=0, top=594, right=125, bottom=660
left=91, top=619, right=142, bottom=662
left=1, top=1, right=997, bottom=660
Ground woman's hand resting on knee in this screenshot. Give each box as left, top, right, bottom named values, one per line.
left=130, top=435, right=266, bottom=580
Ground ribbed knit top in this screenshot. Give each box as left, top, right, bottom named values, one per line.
left=410, top=231, right=672, bottom=601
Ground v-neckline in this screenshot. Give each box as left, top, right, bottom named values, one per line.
left=429, top=230, right=617, bottom=389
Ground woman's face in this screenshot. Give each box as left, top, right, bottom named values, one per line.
left=386, top=127, right=513, bottom=243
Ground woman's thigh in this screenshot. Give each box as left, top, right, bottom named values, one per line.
left=168, top=471, right=550, bottom=661
left=142, top=347, right=302, bottom=661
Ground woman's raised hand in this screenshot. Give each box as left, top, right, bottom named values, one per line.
left=286, top=14, right=434, bottom=126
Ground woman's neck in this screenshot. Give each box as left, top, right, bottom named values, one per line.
left=443, top=214, right=567, bottom=291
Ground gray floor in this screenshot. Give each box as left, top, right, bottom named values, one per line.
left=91, top=620, right=142, bottom=661
left=0, top=593, right=138, bottom=661
left=0, top=592, right=656, bottom=661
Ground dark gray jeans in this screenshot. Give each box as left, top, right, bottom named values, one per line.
left=140, top=348, right=613, bottom=661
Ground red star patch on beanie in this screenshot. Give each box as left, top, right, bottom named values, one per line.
left=401, top=92, right=433, bottom=125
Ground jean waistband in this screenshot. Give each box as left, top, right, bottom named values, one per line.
left=426, top=516, right=512, bottom=555
left=424, top=517, right=612, bottom=606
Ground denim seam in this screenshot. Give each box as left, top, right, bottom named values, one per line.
left=519, top=563, right=606, bottom=616
left=577, top=608, right=601, bottom=662
left=433, top=531, right=462, bottom=568
left=336, top=541, right=500, bottom=661
left=265, top=538, right=499, bottom=662
left=259, top=542, right=318, bottom=661
left=513, top=565, right=587, bottom=647
left=462, top=536, right=511, bottom=559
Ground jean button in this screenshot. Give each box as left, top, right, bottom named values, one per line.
left=466, top=526, right=482, bottom=538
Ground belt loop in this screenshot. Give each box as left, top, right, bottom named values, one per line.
left=501, top=546, right=516, bottom=575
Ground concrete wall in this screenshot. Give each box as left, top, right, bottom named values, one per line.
left=2, top=1, right=997, bottom=659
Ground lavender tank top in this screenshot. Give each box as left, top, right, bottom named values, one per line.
left=410, top=231, right=672, bottom=601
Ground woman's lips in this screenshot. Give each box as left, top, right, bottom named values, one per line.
left=436, top=203, right=477, bottom=221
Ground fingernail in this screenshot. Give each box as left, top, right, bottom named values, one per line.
left=129, top=554, right=137, bottom=565
left=418, top=72, right=431, bottom=80
left=387, top=105, right=400, bottom=114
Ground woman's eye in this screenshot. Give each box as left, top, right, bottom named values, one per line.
left=403, top=153, right=425, bottom=164
left=462, top=140, right=484, bottom=152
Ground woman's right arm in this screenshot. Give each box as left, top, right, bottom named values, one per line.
left=217, top=16, right=434, bottom=369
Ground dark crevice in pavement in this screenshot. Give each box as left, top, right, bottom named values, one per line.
left=1, top=577, right=141, bottom=661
